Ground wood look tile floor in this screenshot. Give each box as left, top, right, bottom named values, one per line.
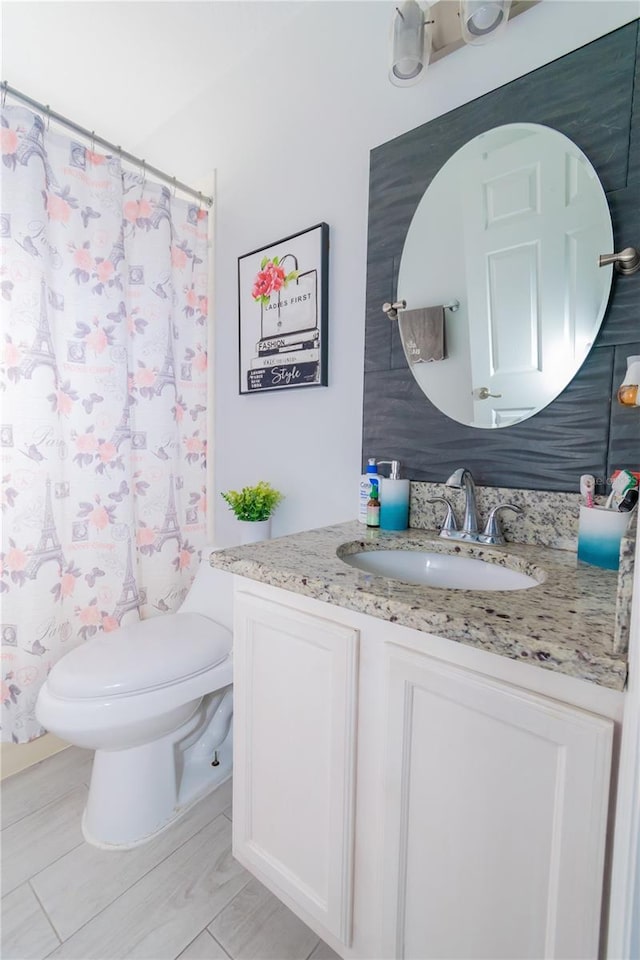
left=1, top=748, right=340, bottom=960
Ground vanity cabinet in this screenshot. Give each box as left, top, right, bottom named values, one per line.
left=232, top=591, right=359, bottom=944
left=232, top=581, right=616, bottom=960
left=381, top=643, right=613, bottom=960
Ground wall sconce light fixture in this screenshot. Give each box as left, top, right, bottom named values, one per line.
left=459, top=1, right=511, bottom=45
left=617, top=355, right=640, bottom=407
left=389, top=1, right=539, bottom=86
left=389, top=1, right=432, bottom=87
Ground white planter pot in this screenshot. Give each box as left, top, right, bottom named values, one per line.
left=237, top=518, right=272, bottom=545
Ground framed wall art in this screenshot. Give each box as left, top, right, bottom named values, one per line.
left=238, top=222, right=329, bottom=394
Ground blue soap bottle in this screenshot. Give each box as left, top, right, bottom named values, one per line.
left=377, top=460, right=410, bottom=531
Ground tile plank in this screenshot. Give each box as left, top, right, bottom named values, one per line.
left=307, top=943, right=342, bottom=960
left=1, top=883, right=60, bottom=960
left=48, top=815, right=249, bottom=960
left=1, top=786, right=86, bottom=896
left=208, top=878, right=319, bottom=960
left=176, top=929, right=230, bottom=960
left=1, top=747, right=92, bottom=829
left=32, top=780, right=233, bottom=942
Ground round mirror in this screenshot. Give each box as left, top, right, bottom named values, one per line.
left=398, top=123, right=613, bottom=429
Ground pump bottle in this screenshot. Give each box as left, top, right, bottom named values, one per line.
left=359, top=458, right=380, bottom=523
left=377, top=460, right=410, bottom=531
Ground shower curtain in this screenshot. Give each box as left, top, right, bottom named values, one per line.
left=0, top=105, right=210, bottom=742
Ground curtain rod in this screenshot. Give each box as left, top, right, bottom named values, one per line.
left=1, top=81, right=213, bottom=208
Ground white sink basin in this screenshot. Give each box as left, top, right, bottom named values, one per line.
left=341, top=549, right=540, bottom=591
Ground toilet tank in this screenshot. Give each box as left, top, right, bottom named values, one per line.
left=178, top=547, right=234, bottom=631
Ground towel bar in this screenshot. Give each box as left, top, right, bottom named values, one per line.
left=382, top=299, right=460, bottom=320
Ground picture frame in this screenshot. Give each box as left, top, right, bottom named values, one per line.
left=237, top=222, right=329, bottom=394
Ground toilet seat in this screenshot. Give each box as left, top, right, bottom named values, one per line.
left=47, top=613, right=232, bottom=700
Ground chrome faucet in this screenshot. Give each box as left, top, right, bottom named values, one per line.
left=446, top=467, right=479, bottom=540
left=427, top=467, right=523, bottom=545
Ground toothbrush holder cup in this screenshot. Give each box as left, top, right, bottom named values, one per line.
left=577, top=505, right=632, bottom=571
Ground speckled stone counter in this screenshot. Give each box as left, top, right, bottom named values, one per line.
left=615, top=533, right=636, bottom=655
left=411, top=482, right=587, bottom=551
left=210, top=521, right=629, bottom=691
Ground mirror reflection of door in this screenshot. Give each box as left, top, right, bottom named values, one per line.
left=462, top=130, right=609, bottom=427
left=397, top=123, right=613, bottom=430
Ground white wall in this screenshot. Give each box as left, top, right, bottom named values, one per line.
left=3, top=1, right=638, bottom=545
left=137, top=1, right=639, bottom=544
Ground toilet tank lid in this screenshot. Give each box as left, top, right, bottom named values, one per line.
left=47, top=613, right=232, bottom=700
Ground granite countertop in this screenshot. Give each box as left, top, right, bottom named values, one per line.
left=210, top=521, right=629, bottom=691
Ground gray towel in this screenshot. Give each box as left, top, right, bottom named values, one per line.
left=398, top=307, right=446, bottom=364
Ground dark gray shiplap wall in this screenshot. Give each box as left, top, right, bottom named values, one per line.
left=363, top=23, right=639, bottom=491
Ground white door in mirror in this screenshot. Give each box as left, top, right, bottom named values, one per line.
left=463, top=132, right=606, bottom=427
left=398, top=123, right=613, bottom=429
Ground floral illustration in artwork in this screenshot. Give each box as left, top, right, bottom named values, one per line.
left=251, top=256, right=298, bottom=305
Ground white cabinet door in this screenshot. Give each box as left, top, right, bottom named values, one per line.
left=233, top=591, right=359, bottom=945
left=381, top=643, right=613, bottom=960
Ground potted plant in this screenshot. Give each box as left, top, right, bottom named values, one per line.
left=221, top=481, right=284, bottom=544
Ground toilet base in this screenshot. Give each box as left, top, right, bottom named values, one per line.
left=81, top=737, right=233, bottom=850
left=82, top=689, right=234, bottom=849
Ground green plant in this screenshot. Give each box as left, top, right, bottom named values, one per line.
left=220, top=481, right=283, bottom=522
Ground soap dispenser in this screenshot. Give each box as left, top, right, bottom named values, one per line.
left=377, top=460, right=410, bottom=531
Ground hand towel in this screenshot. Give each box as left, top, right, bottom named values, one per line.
left=398, top=306, right=446, bottom=364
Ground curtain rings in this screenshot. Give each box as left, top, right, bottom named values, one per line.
left=1, top=82, right=7, bottom=109
left=45, top=104, right=51, bottom=132
left=140, top=159, right=147, bottom=197
left=90, top=130, right=96, bottom=156
left=171, top=177, right=177, bottom=200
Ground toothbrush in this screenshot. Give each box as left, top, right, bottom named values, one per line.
left=618, top=488, right=639, bottom=513
left=608, top=469, right=638, bottom=509
left=580, top=474, right=595, bottom=508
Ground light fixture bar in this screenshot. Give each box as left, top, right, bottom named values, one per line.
left=429, top=0, right=539, bottom=63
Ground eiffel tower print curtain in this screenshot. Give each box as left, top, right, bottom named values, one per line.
left=0, top=105, right=210, bottom=742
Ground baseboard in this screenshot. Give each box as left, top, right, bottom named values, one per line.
left=0, top=733, right=70, bottom=780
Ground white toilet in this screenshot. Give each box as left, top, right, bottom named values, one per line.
left=36, top=552, right=235, bottom=850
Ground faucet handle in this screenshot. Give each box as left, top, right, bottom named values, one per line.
left=479, top=503, right=523, bottom=546
left=426, top=497, right=458, bottom=534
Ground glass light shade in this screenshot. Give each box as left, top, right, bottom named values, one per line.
left=617, top=355, right=640, bottom=407
left=460, top=0, right=511, bottom=45
left=389, top=0, right=431, bottom=87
